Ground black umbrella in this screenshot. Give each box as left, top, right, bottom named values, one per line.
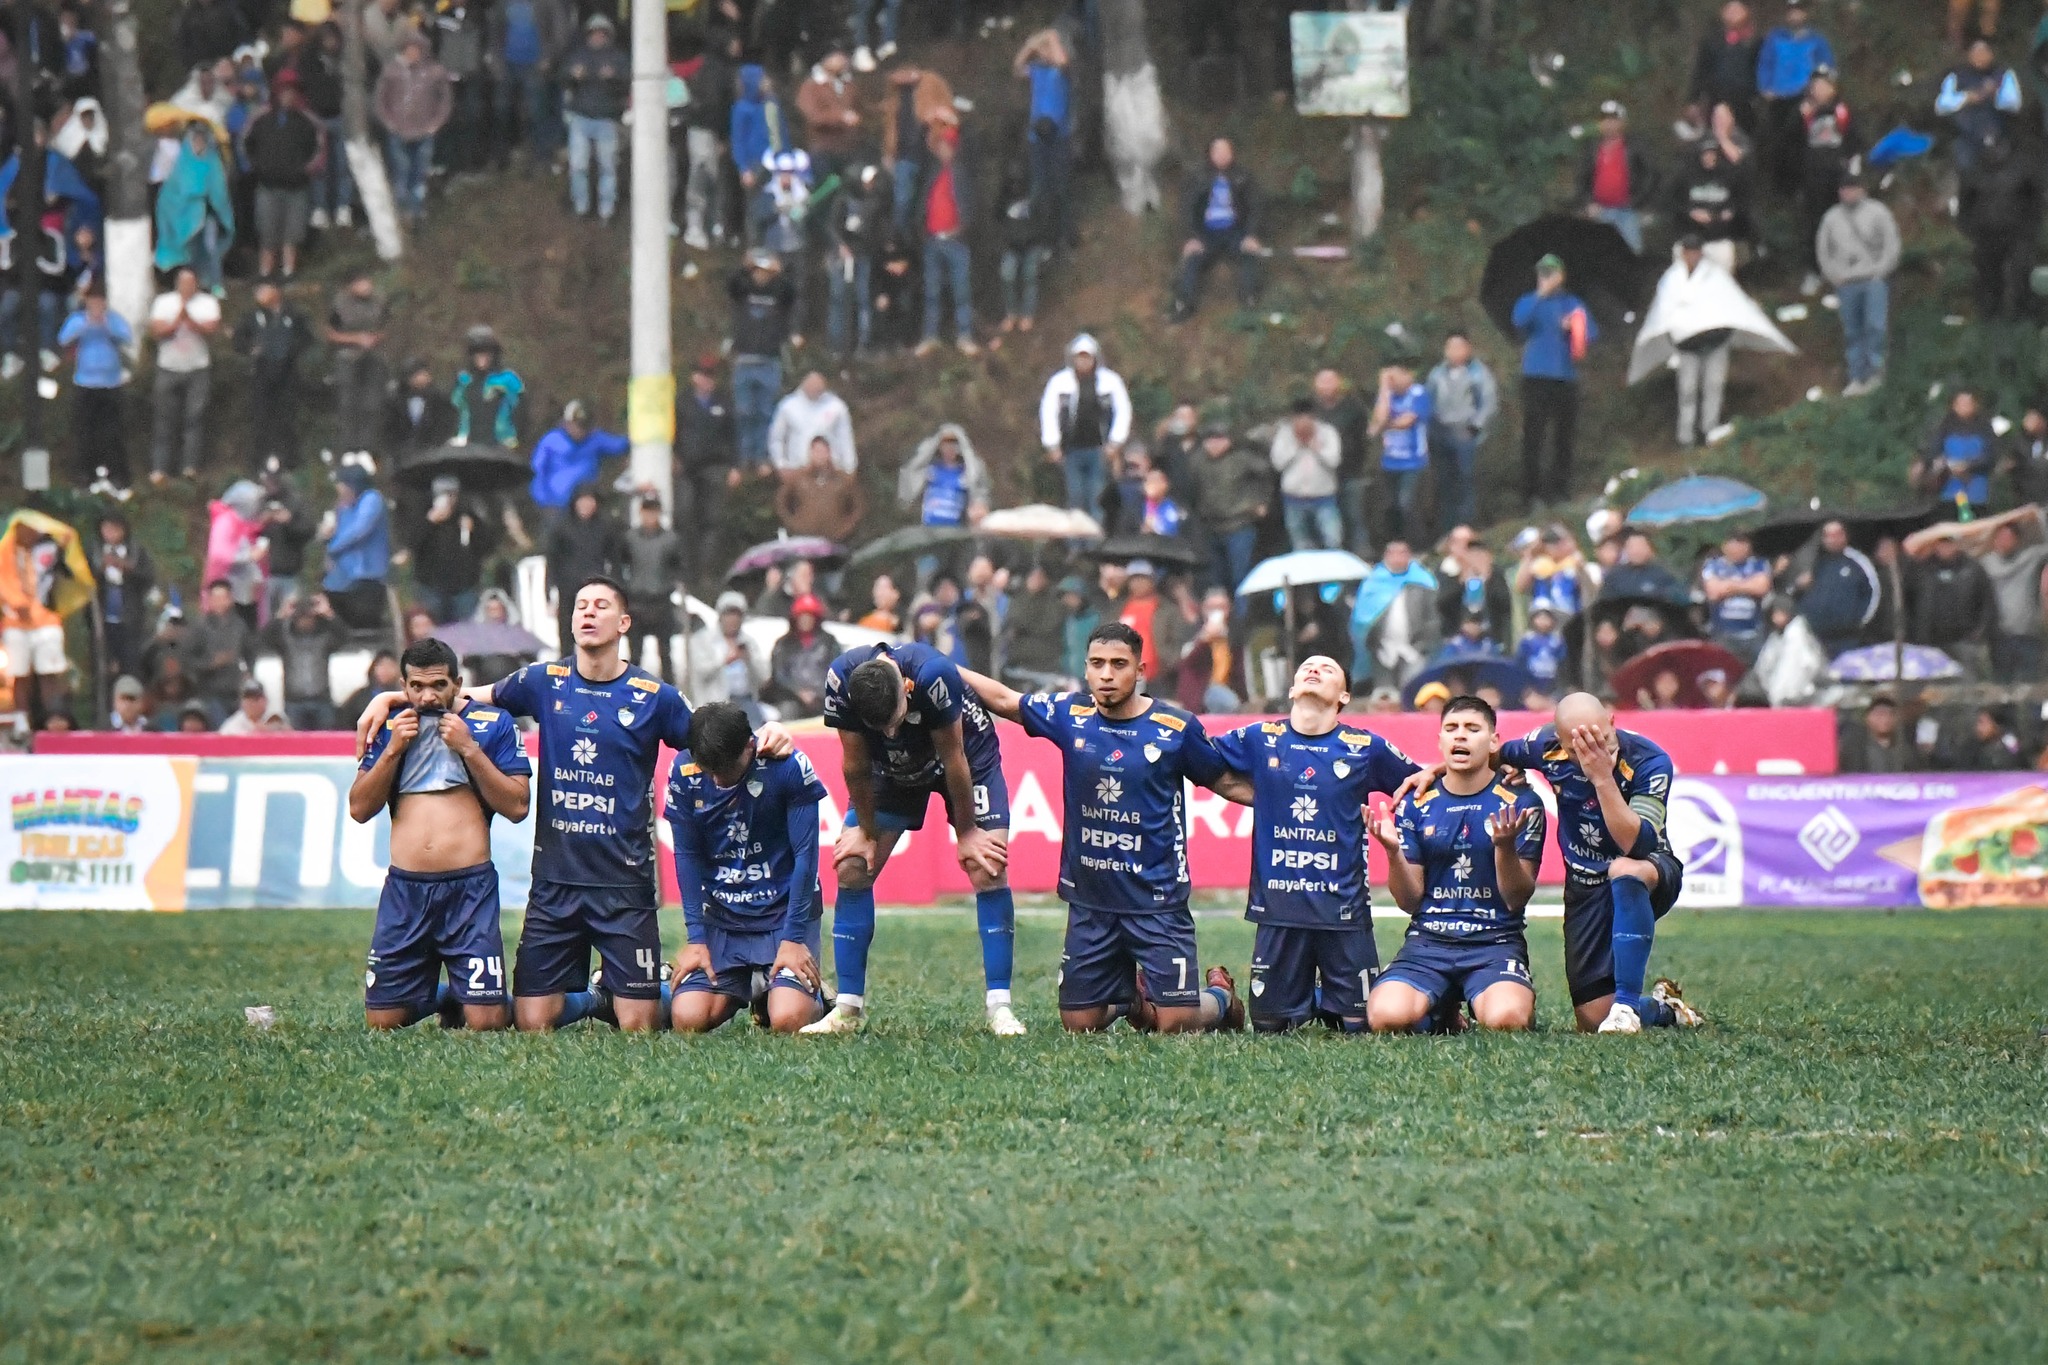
left=1087, top=533, right=1202, bottom=569
left=1747, top=503, right=1941, bottom=560
left=395, top=442, right=531, bottom=492
left=847, top=523, right=977, bottom=567
left=1479, top=214, right=1656, bottom=337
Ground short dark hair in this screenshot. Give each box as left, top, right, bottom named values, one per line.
left=846, top=656, right=905, bottom=728
left=400, top=637, right=460, bottom=678
left=1443, top=694, right=1497, bottom=728
left=689, top=701, right=755, bottom=773
left=1086, top=621, right=1144, bottom=658
left=574, top=574, right=629, bottom=613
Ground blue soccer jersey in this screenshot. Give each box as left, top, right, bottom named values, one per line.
left=666, top=749, right=828, bottom=943
left=491, top=660, right=695, bottom=889
left=1394, top=778, right=1547, bottom=943
left=358, top=701, right=531, bottom=816
left=1019, top=692, right=1226, bottom=913
left=1497, top=725, right=1674, bottom=883
left=1211, top=720, right=1420, bottom=930
left=821, top=641, right=1003, bottom=785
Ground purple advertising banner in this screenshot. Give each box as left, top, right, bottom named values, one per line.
left=1665, top=775, right=2048, bottom=910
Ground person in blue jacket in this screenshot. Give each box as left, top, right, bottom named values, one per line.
left=1755, top=0, right=1836, bottom=196
left=1511, top=255, right=1596, bottom=512
left=729, top=65, right=787, bottom=207
left=529, top=399, right=629, bottom=524
left=324, top=463, right=392, bottom=628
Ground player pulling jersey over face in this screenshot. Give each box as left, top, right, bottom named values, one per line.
left=961, top=622, right=1244, bottom=1035
left=665, top=702, right=829, bottom=1034
left=1369, top=696, right=1544, bottom=1033
left=809, top=640, right=1022, bottom=1037
left=349, top=638, right=532, bottom=1032
left=1494, top=691, right=1701, bottom=1034
left=1208, top=656, right=1420, bottom=1032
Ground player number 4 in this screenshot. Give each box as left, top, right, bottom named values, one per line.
left=636, top=948, right=658, bottom=980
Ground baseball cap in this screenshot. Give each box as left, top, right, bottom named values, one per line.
left=1536, top=253, right=1565, bottom=275
left=1413, top=681, right=1453, bottom=708
left=240, top=677, right=268, bottom=698
left=1598, top=99, right=1626, bottom=120
left=715, top=590, right=748, bottom=614
left=1124, top=559, right=1156, bottom=579
left=790, top=593, right=825, bottom=619
left=113, top=675, right=144, bottom=700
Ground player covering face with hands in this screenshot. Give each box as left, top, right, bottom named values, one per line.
left=357, top=577, right=795, bottom=1033
left=1367, top=695, right=1544, bottom=1033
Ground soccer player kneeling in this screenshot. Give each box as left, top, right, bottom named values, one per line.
left=350, top=638, right=532, bottom=1030
left=664, top=703, right=829, bottom=1034
left=1366, top=695, right=1544, bottom=1034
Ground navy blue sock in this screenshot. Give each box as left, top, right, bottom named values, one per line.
left=1201, top=985, right=1233, bottom=1028
left=832, top=887, right=876, bottom=1001
left=1610, top=876, right=1656, bottom=1011
left=557, top=990, right=606, bottom=1028
left=974, top=887, right=1015, bottom=993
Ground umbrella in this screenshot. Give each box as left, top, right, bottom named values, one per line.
left=432, top=619, right=546, bottom=658
left=1234, top=549, right=1373, bottom=598
left=1, top=508, right=94, bottom=619
left=1089, top=533, right=1202, bottom=569
left=727, top=536, right=846, bottom=578
left=847, top=523, right=976, bottom=567
left=1828, top=643, right=1963, bottom=681
left=1747, top=503, right=1940, bottom=560
left=1868, top=126, right=1934, bottom=169
left=1609, top=640, right=1749, bottom=709
left=1626, top=475, right=1767, bottom=527
left=978, top=504, right=1104, bottom=540
left=1626, top=262, right=1796, bottom=384
left=1480, top=214, right=1656, bottom=336
left=1401, top=655, right=1538, bottom=710
left=395, top=442, right=531, bottom=493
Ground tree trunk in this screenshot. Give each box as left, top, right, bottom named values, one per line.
left=1100, top=0, right=1166, bottom=215
left=1349, top=121, right=1383, bottom=241
left=93, top=0, right=151, bottom=344
left=341, top=0, right=402, bottom=259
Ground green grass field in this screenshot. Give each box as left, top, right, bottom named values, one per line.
left=2, top=908, right=2045, bottom=1363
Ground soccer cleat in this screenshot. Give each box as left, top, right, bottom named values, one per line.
left=1596, top=1001, right=1643, bottom=1034
left=1206, top=965, right=1246, bottom=1032
left=800, top=1001, right=867, bottom=1034
left=986, top=1002, right=1027, bottom=1037
left=1651, top=978, right=1704, bottom=1028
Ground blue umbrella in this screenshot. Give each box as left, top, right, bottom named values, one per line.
left=1626, top=475, right=1767, bottom=527
left=1828, top=644, right=1962, bottom=682
left=1868, top=126, right=1934, bottom=170
left=1401, top=655, right=1539, bottom=709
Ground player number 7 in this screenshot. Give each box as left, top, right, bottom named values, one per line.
left=1172, top=956, right=1188, bottom=991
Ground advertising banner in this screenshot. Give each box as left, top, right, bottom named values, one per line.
left=1290, top=11, right=1411, bottom=118
left=1, top=756, right=195, bottom=909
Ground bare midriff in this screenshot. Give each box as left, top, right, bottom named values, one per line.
left=389, top=788, right=495, bottom=872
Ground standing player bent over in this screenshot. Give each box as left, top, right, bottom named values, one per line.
left=962, top=622, right=1244, bottom=1034
left=1207, top=656, right=1419, bottom=1032
left=807, top=641, right=1019, bottom=1036
left=1366, top=696, right=1544, bottom=1033
left=350, top=638, right=531, bottom=1030
left=665, top=702, right=829, bottom=1034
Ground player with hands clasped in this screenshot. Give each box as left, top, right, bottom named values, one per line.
left=961, top=622, right=1245, bottom=1034
left=664, top=702, right=830, bottom=1034
left=356, top=575, right=794, bottom=1033
left=1367, top=695, right=1545, bottom=1033
left=1393, top=690, right=1703, bottom=1033
left=806, top=640, right=1020, bottom=1037
left=1205, top=655, right=1420, bottom=1032
left=350, top=638, right=531, bottom=1031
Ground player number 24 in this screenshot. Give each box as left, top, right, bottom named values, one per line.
left=467, top=956, right=505, bottom=991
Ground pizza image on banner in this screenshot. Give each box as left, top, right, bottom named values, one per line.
left=1, top=757, right=195, bottom=910
left=1916, top=784, right=2048, bottom=909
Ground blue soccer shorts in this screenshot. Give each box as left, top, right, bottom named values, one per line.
left=873, top=762, right=1010, bottom=834
left=673, top=916, right=826, bottom=1006
left=514, top=879, right=664, bottom=1000
left=1248, top=923, right=1380, bottom=1025
left=365, top=861, right=505, bottom=1012
left=1560, top=849, right=1686, bottom=1006
left=1057, top=903, right=1203, bottom=1010
left=1377, top=933, right=1536, bottom=1010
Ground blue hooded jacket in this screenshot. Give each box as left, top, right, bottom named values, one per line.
left=529, top=423, right=630, bottom=508
left=1756, top=25, right=1835, bottom=99
left=729, top=65, right=786, bottom=175
left=323, top=469, right=390, bottom=592
left=1511, top=291, right=1597, bottom=381
left=153, top=134, right=235, bottom=270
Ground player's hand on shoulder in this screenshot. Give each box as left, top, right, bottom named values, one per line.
left=672, top=942, right=712, bottom=982
left=355, top=690, right=405, bottom=757
left=1390, top=762, right=1444, bottom=806
left=387, top=706, right=421, bottom=752
left=754, top=721, right=795, bottom=758
left=772, top=938, right=820, bottom=993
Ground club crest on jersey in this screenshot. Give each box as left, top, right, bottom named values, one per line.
left=617, top=708, right=635, bottom=726
left=747, top=779, right=764, bottom=797
left=1333, top=761, right=1350, bottom=778
left=1143, top=743, right=1161, bottom=763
